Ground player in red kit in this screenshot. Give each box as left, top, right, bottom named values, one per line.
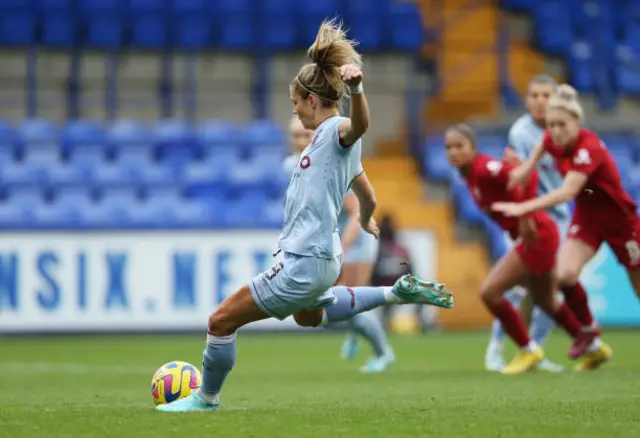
left=495, top=85, right=623, bottom=370
left=445, top=124, right=598, bottom=374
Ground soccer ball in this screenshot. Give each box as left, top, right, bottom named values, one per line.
left=151, top=361, right=201, bottom=406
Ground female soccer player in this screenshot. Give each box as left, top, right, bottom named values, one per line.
left=284, top=117, right=394, bottom=373
left=485, top=75, right=565, bottom=373
left=158, top=20, right=452, bottom=413
left=494, top=84, right=638, bottom=369
left=445, top=124, right=597, bottom=374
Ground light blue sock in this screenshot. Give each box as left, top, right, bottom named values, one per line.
left=349, top=312, right=390, bottom=357
left=199, top=333, right=236, bottom=398
left=529, top=306, right=556, bottom=347
left=489, top=289, right=525, bottom=347
left=323, top=286, right=389, bottom=324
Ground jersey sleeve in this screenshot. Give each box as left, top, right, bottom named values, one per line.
left=568, top=140, right=603, bottom=176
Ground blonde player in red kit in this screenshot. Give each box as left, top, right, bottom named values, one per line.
left=444, top=124, right=596, bottom=374
left=494, top=84, right=633, bottom=370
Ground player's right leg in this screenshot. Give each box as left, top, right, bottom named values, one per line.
left=157, top=285, right=270, bottom=413
left=485, top=286, right=525, bottom=372
left=479, top=249, right=542, bottom=374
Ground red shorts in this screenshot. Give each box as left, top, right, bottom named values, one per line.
left=515, top=217, right=560, bottom=276
left=568, top=212, right=640, bottom=269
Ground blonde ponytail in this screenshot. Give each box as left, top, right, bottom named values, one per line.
left=292, top=19, right=362, bottom=107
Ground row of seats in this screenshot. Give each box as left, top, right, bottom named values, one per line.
left=500, top=0, right=640, bottom=95
left=422, top=129, right=640, bottom=259
left=0, top=0, right=423, bottom=50
left=0, top=196, right=285, bottom=228
left=0, top=119, right=285, bottom=156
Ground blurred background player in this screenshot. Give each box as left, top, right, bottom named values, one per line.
left=445, top=124, right=597, bottom=374
left=158, top=19, right=453, bottom=412
left=495, top=84, right=640, bottom=369
left=373, top=214, right=438, bottom=332
left=485, top=75, right=566, bottom=373
left=284, top=116, right=395, bottom=373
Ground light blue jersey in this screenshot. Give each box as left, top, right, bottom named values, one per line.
left=509, top=114, right=570, bottom=223
left=279, top=116, right=364, bottom=259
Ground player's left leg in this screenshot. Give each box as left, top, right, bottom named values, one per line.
left=157, top=285, right=270, bottom=413
left=529, top=305, right=564, bottom=372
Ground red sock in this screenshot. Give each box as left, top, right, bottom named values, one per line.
left=552, top=302, right=582, bottom=338
left=488, top=299, right=531, bottom=347
left=561, top=283, right=594, bottom=326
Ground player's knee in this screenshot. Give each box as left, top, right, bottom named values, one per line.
left=479, top=284, right=502, bottom=306
left=556, top=267, right=580, bottom=287
left=208, top=309, right=237, bottom=336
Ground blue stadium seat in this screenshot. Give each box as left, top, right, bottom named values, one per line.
left=128, top=0, right=166, bottom=13
left=6, top=185, right=46, bottom=210
left=533, top=2, right=573, bottom=56
left=243, top=119, right=285, bottom=152
left=183, top=160, right=227, bottom=199
left=79, top=0, right=122, bottom=12
left=55, top=185, right=95, bottom=207
left=19, top=118, right=59, bottom=147
left=170, top=0, right=206, bottom=14
left=175, top=15, right=212, bottom=48
left=0, top=120, right=18, bottom=159
left=63, top=120, right=105, bottom=155
left=80, top=201, right=129, bottom=228
left=68, top=148, right=106, bottom=172
left=92, top=164, right=136, bottom=187
left=616, top=63, right=640, bottom=95
left=136, top=163, right=176, bottom=187
left=197, top=120, right=241, bottom=151
left=0, top=203, right=30, bottom=228
left=3, top=162, right=48, bottom=186
left=569, top=42, right=596, bottom=92
left=210, top=0, right=251, bottom=14
left=0, top=12, right=36, bottom=45
left=173, top=200, right=218, bottom=227
left=131, top=14, right=168, bottom=48
left=35, top=0, right=73, bottom=11
left=451, top=177, right=484, bottom=225
left=423, top=139, right=452, bottom=182
left=299, top=0, right=342, bottom=45
left=258, top=13, right=297, bottom=50
left=154, top=119, right=196, bottom=162
left=223, top=195, right=267, bottom=227
left=85, top=14, right=125, bottom=48
left=0, top=0, right=34, bottom=10
left=261, top=199, right=285, bottom=228
left=227, top=161, right=270, bottom=194
left=388, top=2, right=424, bottom=51
left=33, top=203, right=79, bottom=228
left=117, top=148, right=154, bottom=169
left=500, top=0, right=536, bottom=12
left=41, top=13, right=77, bottom=46
left=108, top=120, right=153, bottom=153
left=99, top=186, right=141, bottom=207
left=214, top=14, right=253, bottom=49
left=47, top=163, right=86, bottom=186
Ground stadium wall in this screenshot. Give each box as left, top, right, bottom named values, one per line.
left=0, top=229, right=437, bottom=334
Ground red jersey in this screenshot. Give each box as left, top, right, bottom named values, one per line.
left=464, top=153, right=552, bottom=240
left=543, top=129, right=637, bottom=233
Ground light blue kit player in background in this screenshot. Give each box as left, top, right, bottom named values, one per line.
left=157, top=20, right=453, bottom=413
left=286, top=116, right=395, bottom=373
left=484, top=75, right=571, bottom=373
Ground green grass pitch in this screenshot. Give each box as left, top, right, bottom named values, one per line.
left=0, top=331, right=638, bottom=438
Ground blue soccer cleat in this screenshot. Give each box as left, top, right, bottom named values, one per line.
left=156, top=392, right=220, bottom=413
left=340, top=334, right=360, bottom=360
left=359, top=353, right=395, bottom=374
left=392, top=274, right=454, bottom=309
left=536, top=358, right=564, bottom=373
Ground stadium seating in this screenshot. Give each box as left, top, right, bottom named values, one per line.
left=0, top=118, right=288, bottom=229
left=500, top=0, right=640, bottom=96
left=0, top=0, right=424, bottom=52
left=421, top=129, right=640, bottom=260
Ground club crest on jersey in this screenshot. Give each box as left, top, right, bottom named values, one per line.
left=300, top=156, right=311, bottom=169
left=486, top=160, right=502, bottom=176
left=574, top=148, right=591, bottom=165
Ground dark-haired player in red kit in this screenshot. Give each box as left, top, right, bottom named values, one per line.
left=494, top=84, right=627, bottom=370
left=444, top=124, right=599, bottom=374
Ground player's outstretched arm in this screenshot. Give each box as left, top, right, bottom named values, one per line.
left=339, top=64, right=369, bottom=147
left=508, top=141, right=545, bottom=189
left=351, top=171, right=379, bottom=238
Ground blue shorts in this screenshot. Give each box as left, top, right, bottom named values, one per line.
left=343, top=230, right=379, bottom=264
left=249, top=252, right=341, bottom=320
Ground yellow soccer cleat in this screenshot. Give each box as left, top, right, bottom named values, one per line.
left=574, top=343, right=613, bottom=371
left=502, top=348, right=544, bottom=375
